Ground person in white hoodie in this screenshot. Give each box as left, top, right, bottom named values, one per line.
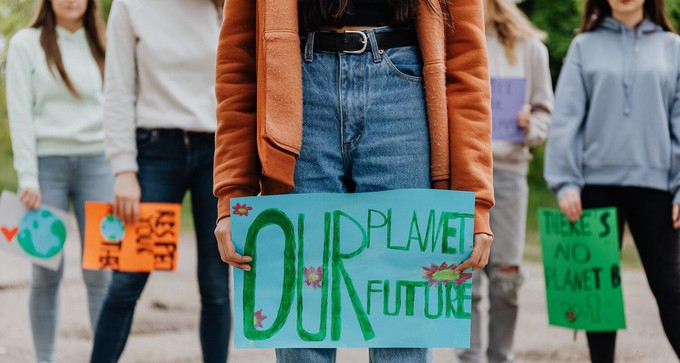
left=89, top=1, right=231, bottom=362
left=545, top=0, right=680, bottom=361
left=5, top=0, right=111, bottom=361
left=459, top=1, right=553, bottom=363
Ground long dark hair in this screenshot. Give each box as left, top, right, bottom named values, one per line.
left=29, top=0, right=106, bottom=97
left=300, top=0, right=452, bottom=29
left=580, top=0, right=676, bottom=33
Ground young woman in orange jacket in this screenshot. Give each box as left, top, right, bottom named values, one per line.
left=213, top=0, right=495, bottom=361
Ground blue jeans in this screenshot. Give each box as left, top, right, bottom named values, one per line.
left=275, top=27, right=433, bottom=363
left=90, top=130, right=231, bottom=363
left=32, top=154, right=114, bottom=363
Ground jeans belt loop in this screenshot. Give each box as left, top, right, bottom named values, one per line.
left=366, top=30, right=382, bottom=63
left=304, top=31, right=315, bottom=62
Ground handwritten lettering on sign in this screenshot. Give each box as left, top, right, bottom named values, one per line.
left=230, top=189, right=475, bottom=348
left=83, top=202, right=181, bottom=272
left=539, top=208, right=626, bottom=331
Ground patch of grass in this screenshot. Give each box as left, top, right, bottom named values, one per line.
left=180, top=193, right=195, bottom=230
left=1, top=77, right=18, bottom=193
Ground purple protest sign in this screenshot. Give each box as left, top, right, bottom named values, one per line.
left=491, top=77, right=527, bottom=142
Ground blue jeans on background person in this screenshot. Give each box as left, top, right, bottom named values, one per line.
left=90, top=130, right=231, bottom=363
left=32, top=154, right=114, bottom=363
left=275, top=27, right=433, bottom=363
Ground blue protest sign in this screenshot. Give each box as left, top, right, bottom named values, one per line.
left=491, top=77, right=527, bottom=142
left=230, top=189, right=475, bottom=348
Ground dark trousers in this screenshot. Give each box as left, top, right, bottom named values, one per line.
left=581, top=185, right=680, bottom=363
left=90, top=129, right=231, bottom=363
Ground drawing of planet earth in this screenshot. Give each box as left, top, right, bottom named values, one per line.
left=100, top=214, right=125, bottom=242
left=17, top=209, right=66, bottom=259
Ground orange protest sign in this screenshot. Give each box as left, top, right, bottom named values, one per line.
left=83, top=202, right=181, bottom=272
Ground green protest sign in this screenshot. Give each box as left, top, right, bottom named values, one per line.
left=538, top=208, right=626, bottom=332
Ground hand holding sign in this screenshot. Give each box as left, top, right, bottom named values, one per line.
left=558, top=189, right=583, bottom=223
left=113, top=172, right=142, bottom=225
left=516, top=104, right=532, bottom=137
left=215, top=216, right=252, bottom=271
left=19, top=188, right=41, bottom=210
left=455, top=233, right=492, bottom=273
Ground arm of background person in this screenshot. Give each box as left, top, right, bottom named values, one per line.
left=103, top=1, right=141, bottom=224
left=525, top=38, right=554, bottom=147
left=544, top=37, right=589, bottom=222
left=668, top=37, right=680, bottom=228
left=6, top=31, right=39, bottom=193
left=103, top=1, right=138, bottom=176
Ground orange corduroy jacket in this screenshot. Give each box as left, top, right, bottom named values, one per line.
left=213, top=0, right=495, bottom=235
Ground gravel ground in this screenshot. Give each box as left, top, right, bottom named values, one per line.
left=0, top=233, right=676, bottom=363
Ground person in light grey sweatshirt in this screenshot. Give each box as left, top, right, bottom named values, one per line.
left=544, top=0, right=680, bottom=362
left=89, top=1, right=230, bottom=362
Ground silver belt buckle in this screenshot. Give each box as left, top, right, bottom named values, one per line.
left=342, top=30, right=368, bottom=54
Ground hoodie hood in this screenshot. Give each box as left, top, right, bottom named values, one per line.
left=599, top=17, right=662, bottom=115
left=600, top=16, right=661, bottom=34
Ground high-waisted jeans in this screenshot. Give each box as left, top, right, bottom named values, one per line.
left=275, top=27, right=433, bottom=363
left=32, top=154, right=114, bottom=363
left=90, top=130, right=231, bottom=363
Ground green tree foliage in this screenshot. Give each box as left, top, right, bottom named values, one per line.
left=101, top=0, right=112, bottom=20
left=0, top=0, right=38, bottom=191
left=520, top=0, right=582, bottom=85
left=0, top=0, right=36, bottom=46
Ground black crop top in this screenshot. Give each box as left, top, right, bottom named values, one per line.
left=300, top=0, right=411, bottom=28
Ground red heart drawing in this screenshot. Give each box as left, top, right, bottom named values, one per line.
left=1, top=226, right=18, bottom=242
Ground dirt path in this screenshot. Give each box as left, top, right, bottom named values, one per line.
left=0, top=234, right=676, bottom=363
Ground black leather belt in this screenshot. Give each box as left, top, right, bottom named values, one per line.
left=301, top=30, right=418, bottom=54
left=136, top=128, right=214, bottom=141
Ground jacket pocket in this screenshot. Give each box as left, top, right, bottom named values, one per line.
left=262, top=31, right=303, bottom=155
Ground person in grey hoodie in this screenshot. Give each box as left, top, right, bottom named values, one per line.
left=544, top=0, right=680, bottom=362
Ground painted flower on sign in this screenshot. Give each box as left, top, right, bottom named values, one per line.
left=303, top=265, right=323, bottom=289
left=232, top=203, right=253, bottom=217
left=422, top=262, right=472, bottom=286
left=253, top=309, right=267, bottom=328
